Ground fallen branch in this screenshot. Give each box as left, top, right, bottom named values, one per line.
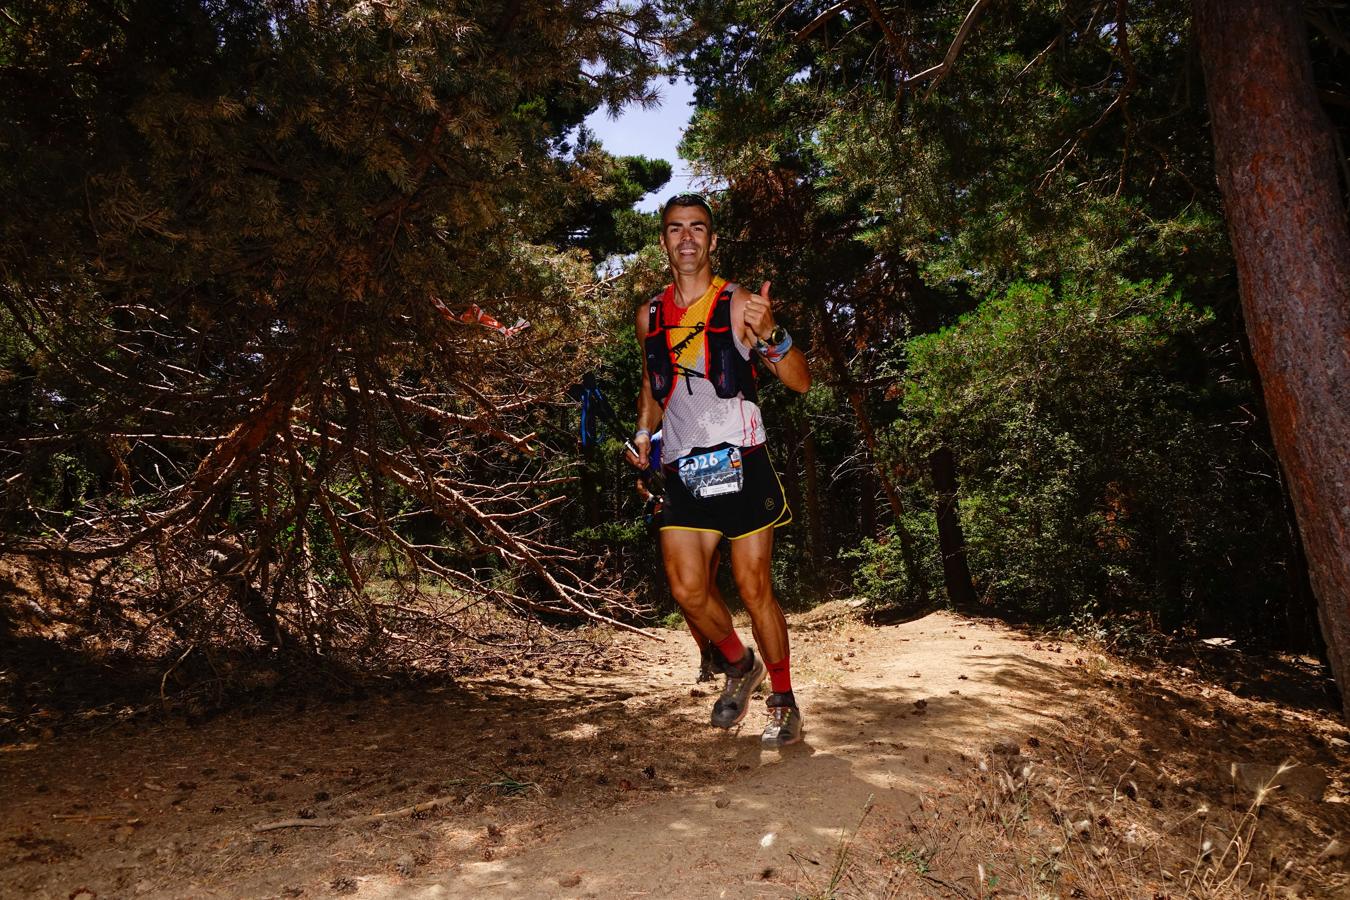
left=289, top=417, right=663, bottom=640
left=252, top=794, right=461, bottom=832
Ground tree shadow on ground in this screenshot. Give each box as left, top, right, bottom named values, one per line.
left=0, top=638, right=1082, bottom=899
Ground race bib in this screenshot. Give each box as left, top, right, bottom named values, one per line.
left=677, top=446, right=744, bottom=499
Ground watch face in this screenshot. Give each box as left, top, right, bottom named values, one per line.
left=755, top=326, right=786, bottom=352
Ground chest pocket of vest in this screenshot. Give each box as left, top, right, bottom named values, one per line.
left=707, top=330, right=743, bottom=399
left=645, top=346, right=672, bottom=402
left=644, top=297, right=675, bottom=404
left=705, top=287, right=756, bottom=402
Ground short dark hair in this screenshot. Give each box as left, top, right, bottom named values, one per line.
left=661, top=193, right=714, bottom=227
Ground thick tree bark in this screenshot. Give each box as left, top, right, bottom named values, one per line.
left=1195, top=0, right=1350, bottom=716
left=1231, top=302, right=1323, bottom=651
left=929, top=447, right=976, bottom=608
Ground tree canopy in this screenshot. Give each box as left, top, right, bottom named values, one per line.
left=1, top=0, right=671, bottom=663
left=2, top=0, right=1347, bottom=712
left=660, top=0, right=1337, bottom=657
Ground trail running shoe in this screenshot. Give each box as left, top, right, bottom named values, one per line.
left=710, top=648, right=765, bottom=728
left=761, top=704, right=804, bottom=748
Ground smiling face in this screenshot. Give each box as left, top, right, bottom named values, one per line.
left=659, top=203, right=717, bottom=279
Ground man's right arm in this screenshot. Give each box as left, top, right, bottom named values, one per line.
left=629, top=300, right=661, bottom=468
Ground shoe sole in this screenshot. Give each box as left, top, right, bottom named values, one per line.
left=762, top=729, right=803, bottom=749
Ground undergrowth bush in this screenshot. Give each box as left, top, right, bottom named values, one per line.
left=880, top=279, right=1295, bottom=637
left=843, top=511, right=941, bottom=614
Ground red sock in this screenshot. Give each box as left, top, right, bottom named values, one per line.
left=714, top=631, right=746, bottom=665
left=766, top=655, right=792, bottom=694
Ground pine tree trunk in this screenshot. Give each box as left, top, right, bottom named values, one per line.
left=859, top=473, right=877, bottom=541
left=1195, top=0, right=1350, bottom=717
left=929, top=446, right=976, bottom=608
left=1233, top=306, right=1322, bottom=652
left=812, top=299, right=930, bottom=600
left=803, top=426, right=827, bottom=584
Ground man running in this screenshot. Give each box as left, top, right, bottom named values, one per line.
left=628, top=193, right=811, bottom=748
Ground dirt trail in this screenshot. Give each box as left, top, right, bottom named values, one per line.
left=3, top=608, right=1347, bottom=899
left=375, top=611, right=1082, bottom=900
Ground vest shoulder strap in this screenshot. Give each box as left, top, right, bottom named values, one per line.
left=648, top=285, right=673, bottom=334
left=711, top=282, right=736, bottom=328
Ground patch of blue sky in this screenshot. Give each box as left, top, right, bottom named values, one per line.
left=583, top=75, right=700, bottom=211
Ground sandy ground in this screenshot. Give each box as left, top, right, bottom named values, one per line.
left=3, top=607, right=1348, bottom=899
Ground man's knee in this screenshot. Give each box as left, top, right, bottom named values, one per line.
left=667, top=561, right=711, bottom=608
left=669, top=575, right=707, bottom=608
left=734, top=567, right=775, bottom=607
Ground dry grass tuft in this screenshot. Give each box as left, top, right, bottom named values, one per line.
left=796, top=724, right=1347, bottom=900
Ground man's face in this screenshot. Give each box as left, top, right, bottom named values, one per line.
left=659, top=204, right=717, bottom=276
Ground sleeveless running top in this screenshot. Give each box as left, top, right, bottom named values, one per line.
left=651, top=278, right=766, bottom=461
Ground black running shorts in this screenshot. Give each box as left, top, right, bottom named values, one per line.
left=660, top=443, right=791, bottom=540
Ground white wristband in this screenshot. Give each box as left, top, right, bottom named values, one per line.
left=634, top=429, right=651, bottom=442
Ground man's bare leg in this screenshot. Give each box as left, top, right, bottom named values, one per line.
left=663, top=528, right=765, bottom=727
left=661, top=529, right=734, bottom=642
left=730, top=525, right=802, bottom=746
left=685, top=548, right=728, bottom=680
left=728, top=527, right=788, bottom=665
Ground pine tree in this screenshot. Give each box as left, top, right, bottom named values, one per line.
left=0, top=0, right=667, bottom=655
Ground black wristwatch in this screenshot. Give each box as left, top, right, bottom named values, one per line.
left=755, top=325, right=787, bottom=352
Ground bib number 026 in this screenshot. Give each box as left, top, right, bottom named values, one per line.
left=677, top=447, right=744, bottom=499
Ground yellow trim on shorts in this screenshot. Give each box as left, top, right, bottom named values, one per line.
left=726, top=513, right=792, bottom=541
left=658, top=525, right=725, bottom=535
left=661, top=516, right=790, bottom=540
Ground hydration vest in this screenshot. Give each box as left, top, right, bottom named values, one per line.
left=644, top=281, right=758, bottom=407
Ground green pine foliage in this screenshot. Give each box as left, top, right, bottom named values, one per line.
left=665, top=0, right=1309, bottom=645
left=0, top=0, right=671, bottom=663
left=557, top=144, right=672, bottom=259
left=0, top=0, right=1330, bottom=679
left=893, top=280, right=1290, bottom=636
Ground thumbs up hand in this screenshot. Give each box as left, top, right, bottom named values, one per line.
left=744, top=280, right=776, bottom=344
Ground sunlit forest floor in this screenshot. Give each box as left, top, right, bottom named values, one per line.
left=3, top=600, right=1348, bottom=898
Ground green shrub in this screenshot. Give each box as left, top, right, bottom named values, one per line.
left=890, top=279, right=1293, bottom=634
left=843, top=513, right=941, bottom=614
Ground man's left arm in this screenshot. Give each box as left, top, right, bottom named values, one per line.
left=738, top=282, right=811, bottom=393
